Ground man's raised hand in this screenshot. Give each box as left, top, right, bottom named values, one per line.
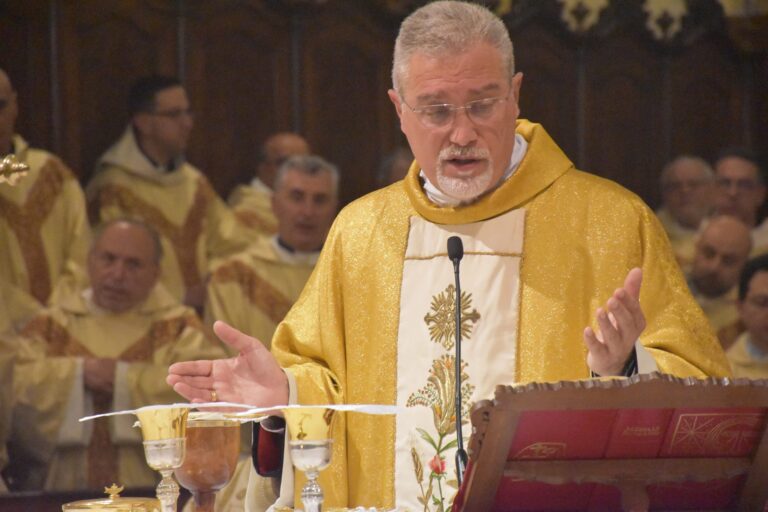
left=583, top=267, right=646, bottom=376
left=166, top=320, right=288, bottom=407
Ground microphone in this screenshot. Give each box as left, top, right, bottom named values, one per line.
left=447, top=236, right=468, bottom=486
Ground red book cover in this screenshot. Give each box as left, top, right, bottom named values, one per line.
left=508, top=410, right=616, bottom=460
left=604, top=408, right=673, bottom=458
left=659, top=407, right=766, bottom=457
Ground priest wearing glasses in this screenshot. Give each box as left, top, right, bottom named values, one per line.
left=168, top=2, right=730, bottom=510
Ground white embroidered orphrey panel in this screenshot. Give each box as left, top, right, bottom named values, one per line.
left=394, top=208, right=525, bottom=511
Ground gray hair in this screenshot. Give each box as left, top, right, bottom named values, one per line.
left=660, top=155, right=714, bottom=187
left=92, top=217, right=164, bottom=263
left=392, top=1, right=515, bottom=95
left=274, top=155, right=340, bottom=195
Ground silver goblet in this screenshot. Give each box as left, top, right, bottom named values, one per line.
left=137, top=407, right=189, bottom=512
left=284, top=407, right=337, bottom=512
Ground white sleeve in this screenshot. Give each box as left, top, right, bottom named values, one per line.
left=57, top=358, right=92, bottom=446
left=636, top=340, right=659, bottom=374
left=112, top=361, right=141, bottom=444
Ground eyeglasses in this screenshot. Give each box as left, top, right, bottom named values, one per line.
left=716, top=177, right=760, bottom=192
left=146, top=108, right=194, bottom=120
left=400, top=92, right=510, bottom=129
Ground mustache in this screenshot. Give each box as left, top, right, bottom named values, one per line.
left=438, top=146, right=490, bottom=161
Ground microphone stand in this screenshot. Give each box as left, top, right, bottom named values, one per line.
left=448, top=236, right=468, bottom=486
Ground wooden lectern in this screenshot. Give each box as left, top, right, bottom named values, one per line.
left=454, top=373, right=768, bottom=511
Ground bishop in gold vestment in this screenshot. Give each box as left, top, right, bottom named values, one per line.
left=263, top=121, right=731, bottom=509
left=168, top=6, right=731, bottom=508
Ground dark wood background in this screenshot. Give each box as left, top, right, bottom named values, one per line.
left=1, top=0, right=766, bottom=210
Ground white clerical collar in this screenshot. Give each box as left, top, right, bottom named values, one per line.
left=421, top=133, right=528, bottom=207
left=271, top=235, right=320, bottom=265
left=250, top=177, right=273, bottom=195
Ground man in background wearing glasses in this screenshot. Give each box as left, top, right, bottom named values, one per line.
left=87, top=75, right=249, bottom=311
left=168, top=2, right=730, bottom=509
left=713, top=147, right=768, bottom=255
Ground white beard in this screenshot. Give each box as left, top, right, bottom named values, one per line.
left=436, top=166, right=494, bottom=201
left=435, top=147, right=495, bottom=202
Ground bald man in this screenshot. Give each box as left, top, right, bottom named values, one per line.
left=655, top=155, right=715, bottom=272
left=228, top=132, right=310, bottom=237
left=687, top=215, right=753, bottom=342
left=0, top=67, right=90, bottom=307
left=7, top=219, right=226, bottom=491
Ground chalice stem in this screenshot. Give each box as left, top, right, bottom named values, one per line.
left=157, top=469, right=180, bottom=512
left=301, top=472, right=323, bottom=512
left=193, top=491, right=216, bottom=512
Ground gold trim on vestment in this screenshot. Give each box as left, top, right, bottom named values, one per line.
left=405, top=250, right=523, bottom=261
left=0, top=159, right=71, bottom=301
left=213, top=259, right=295, bottom=324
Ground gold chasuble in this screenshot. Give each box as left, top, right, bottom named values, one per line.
left=266, top=121, right=730, bottom=510
left=206, top=235, right=316, bottom=352
left=0, top=135, right=90, bottom=304
left=228, top=181, right=278, bottom=238
left=9, top=284, right=226, bottom=491
left=87, top=128, right=250, bottom=301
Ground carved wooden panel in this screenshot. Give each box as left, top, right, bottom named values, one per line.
left=583, top=33, right=665, bottom=207
left=1, top=0, right=766, bottom=206
left=0, top=1, right=53, bottom=155
left=511, top=19, right=580, bottom=166
left=755, top=56, right=768, bottom=154
left=668, top=33, right=745, bottom=164
left=56, top=0, right=178, bottom=181
left=184, top=2, right=293, bottom=197
left=299, top=2, right=399, bottom=206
